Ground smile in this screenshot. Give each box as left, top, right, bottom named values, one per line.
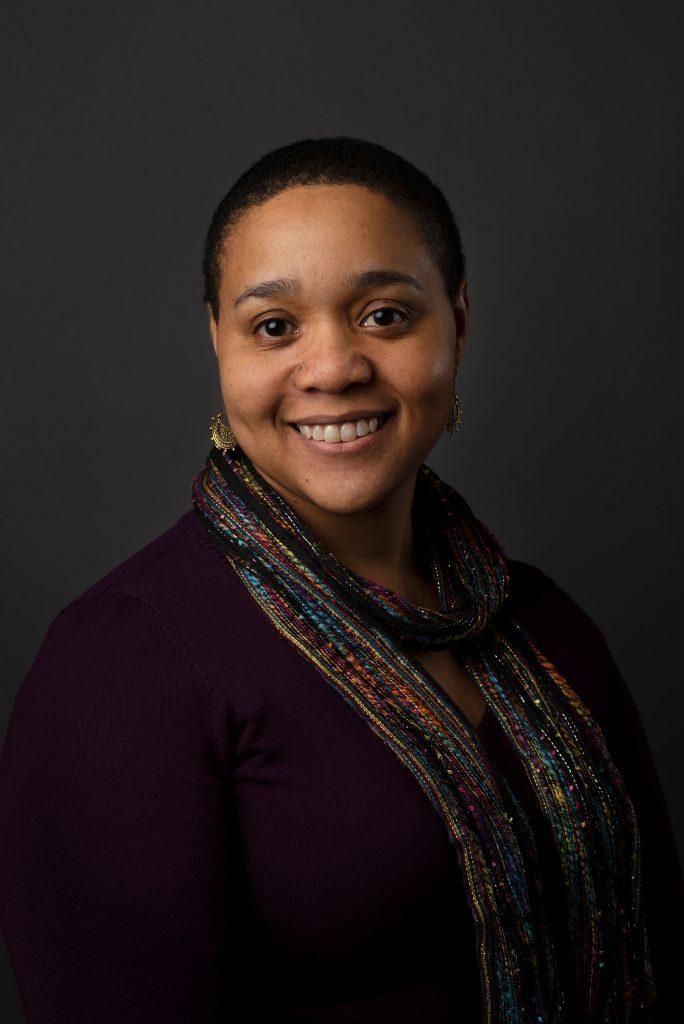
left=287, top=413, right=395, bottom=454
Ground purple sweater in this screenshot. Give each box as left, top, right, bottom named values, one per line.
left=0, top=506, right=682, bottom=1022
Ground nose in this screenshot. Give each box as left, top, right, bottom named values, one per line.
left=292, top=323, right=374, bottom=393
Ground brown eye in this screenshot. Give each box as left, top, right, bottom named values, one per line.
left=255, top=317, right=292, bottom=338
left=362, top=307, right=408, bottom=328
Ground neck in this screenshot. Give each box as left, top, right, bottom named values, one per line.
left=254, top=465, right=437, bottom=607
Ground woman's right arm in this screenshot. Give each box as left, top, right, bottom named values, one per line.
left=0, top=588, right=245, bottom=1023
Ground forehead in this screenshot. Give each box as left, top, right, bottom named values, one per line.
left=219, top=184, right=432, bottom=289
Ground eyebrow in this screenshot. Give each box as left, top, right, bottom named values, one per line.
left=232, top=268, right=425, bottom=309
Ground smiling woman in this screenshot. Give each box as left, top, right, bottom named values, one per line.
left=0, top=136, right=682, bottom=1024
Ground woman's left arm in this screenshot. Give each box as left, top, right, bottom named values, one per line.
left=594, top=636, right=684, bottom=1012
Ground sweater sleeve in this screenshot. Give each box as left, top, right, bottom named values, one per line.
left=593, top=632, right=684, bottom=1018
left=0, top=588, right=244, bottom=1023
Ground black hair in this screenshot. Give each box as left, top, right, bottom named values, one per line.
left=202, top=135, right=466, bottom=321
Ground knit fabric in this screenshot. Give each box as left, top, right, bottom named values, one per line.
left=2, top=504, right=683, bottom=1021
left=192, top=444, right=655, bottom=1023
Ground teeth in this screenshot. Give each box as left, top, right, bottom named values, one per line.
left=297, top=416, right=383, bottom=443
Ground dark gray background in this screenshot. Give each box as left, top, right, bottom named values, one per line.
left=2, top=1, right=682, bottom=1018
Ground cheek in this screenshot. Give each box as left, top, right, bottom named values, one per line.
left=217, top=349, right=281, bottom=424
left=393, top=345, right=453, bottom=409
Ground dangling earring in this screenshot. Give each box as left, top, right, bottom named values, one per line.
left=445, top=369, right=462, bottom=434
left=210, top=411, right=238, bottom=451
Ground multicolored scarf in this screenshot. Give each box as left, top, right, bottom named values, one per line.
left=191, top=443, right=655, bottom=1023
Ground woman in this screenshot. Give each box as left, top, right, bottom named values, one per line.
left=0, top=136, right=681, bottom=1023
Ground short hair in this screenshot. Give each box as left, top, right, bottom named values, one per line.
left=202, top=135, right=466, bottom=321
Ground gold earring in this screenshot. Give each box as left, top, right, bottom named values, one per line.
left=446, top=371, right=462, bottom=434
left=210, top=411, right=238, bottom=451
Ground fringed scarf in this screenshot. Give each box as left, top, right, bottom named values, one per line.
left=191, top=443, right=655, bottom=1023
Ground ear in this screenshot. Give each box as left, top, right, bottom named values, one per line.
left=206, top=304, right=219, bottom=357
left=454, top=279, right=469, bottom=363
left=460, top=278, right=470, bottom=316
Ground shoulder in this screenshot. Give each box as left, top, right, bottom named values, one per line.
left=10, top=538, right=236, bottom=773
left=16, top=507, right=250, bottom=713
left=59, top=506, right=247, bottom=621
left=19, top=506, right=284, bottom=727
left=503, top=557, right=613, bottom=719
left=40, top=506, right=255, bottom=675
left=505, top=557, right=607, bottom=650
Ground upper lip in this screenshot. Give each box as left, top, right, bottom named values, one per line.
left=288, top=409, right=392, bottom=426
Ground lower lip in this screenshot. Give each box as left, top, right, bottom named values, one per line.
left=287, top=414, right=395, bottom=455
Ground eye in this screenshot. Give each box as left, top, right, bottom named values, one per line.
left=361, top=307, right=409, bottom=328
left=254, top=317, right=293, bottom=338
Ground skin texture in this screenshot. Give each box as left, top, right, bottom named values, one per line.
left=208, top=182, right=469, bottom=604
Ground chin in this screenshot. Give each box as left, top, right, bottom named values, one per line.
left=292, top=467, right=408, bottom=517
left=301, top=490, right=382, bottom=516
left=250, top=442, right=419, bottom=516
